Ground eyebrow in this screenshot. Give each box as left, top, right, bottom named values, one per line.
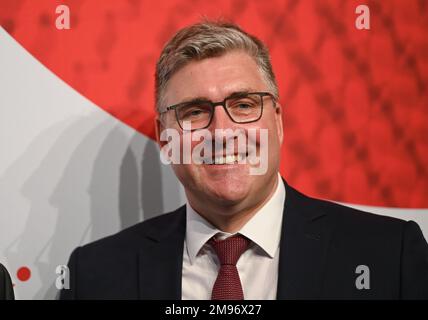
left=175, top=88, right=256, bottom=106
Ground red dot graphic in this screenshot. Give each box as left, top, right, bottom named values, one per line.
left=17, top=266, right=31, bottom=282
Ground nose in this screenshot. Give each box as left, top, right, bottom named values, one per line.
left=206, top=105, right=245, bottom=154
left=207, top=105, right=235, bottom=131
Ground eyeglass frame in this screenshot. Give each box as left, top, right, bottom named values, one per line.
left=159, top=91, right=277, bottom=131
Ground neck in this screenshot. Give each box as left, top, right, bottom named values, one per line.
left=187, top=175, right=279, bottom=233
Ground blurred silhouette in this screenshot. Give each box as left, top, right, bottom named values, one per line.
left=0, top=263, right=14, bottom=300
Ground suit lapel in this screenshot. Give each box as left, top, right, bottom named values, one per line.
left=277, top=181, right=333, bottom=299
left=138, top=206, right=186, bottom=299
left=136, top=180, right=332, bottom=299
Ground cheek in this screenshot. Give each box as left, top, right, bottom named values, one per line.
left=171, top=164, right=201, bottom=192
left=170, top=163, right=182, bottom=181
left=256, top=118, right=281, bottom=148
left=260, top=121, right=282, bottom=170
left=268, top=112, right=283, bottom=148
left=269, top=124, right=281, bottom=148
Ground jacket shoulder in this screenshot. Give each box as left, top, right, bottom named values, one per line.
left=75, top=205, right=186, bottom=255
left=287, top=184, right=407, bottom=232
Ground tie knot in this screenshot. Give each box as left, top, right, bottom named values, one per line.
left=209, top=235, right=250, bottom=266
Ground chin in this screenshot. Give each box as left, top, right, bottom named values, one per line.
left=174, top=164, right=256, bottom=204
left=203, top=178, right=251, bottom=205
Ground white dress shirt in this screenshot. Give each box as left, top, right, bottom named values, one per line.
left=182, top=174, right=286, bottom=300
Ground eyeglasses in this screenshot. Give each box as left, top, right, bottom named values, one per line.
left=160, top=92, right=276, bottom=131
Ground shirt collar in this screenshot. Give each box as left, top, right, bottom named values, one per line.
left=185, top=173, right=285, bottom=264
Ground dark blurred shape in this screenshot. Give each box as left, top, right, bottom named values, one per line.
left=0, top=263, right=14, bottom=300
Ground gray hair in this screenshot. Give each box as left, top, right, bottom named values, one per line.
left=155, top=20, right=279, bottom=113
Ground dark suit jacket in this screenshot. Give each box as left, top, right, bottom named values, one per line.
left=0, top=263, right=14, bottom=300
left=60, top=181, right=428, bottom=299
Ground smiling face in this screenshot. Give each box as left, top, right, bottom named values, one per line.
left=157, top=50, right=283, bottom=219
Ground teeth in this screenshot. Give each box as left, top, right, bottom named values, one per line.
left=208, top=154, right=246, bottom=165
left=214, top=156, right=225, bottom=164
left=225, top=155, right=235, bottom=164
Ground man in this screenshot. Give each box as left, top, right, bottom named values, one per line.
left=60, top=21, right=428, bottom=300
left=0, top=263, right=14, bottom=300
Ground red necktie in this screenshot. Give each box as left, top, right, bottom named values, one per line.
left=209, top=235, right=250, bottom=300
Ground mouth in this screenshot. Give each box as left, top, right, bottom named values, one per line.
left=202, top=152, right=248, bottom=165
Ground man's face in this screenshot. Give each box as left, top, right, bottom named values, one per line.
left=157, top=50, right=283, bottom=213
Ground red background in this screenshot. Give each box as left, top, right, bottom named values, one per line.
left=1, top=0, right=427, bottom=207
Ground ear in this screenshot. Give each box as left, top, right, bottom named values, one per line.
left=274, top=102, right=284, bottom=145
left=154, top=116, right=167, bottom=149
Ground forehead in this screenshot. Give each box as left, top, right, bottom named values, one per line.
left=163, top=51, right=268, bottom=105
